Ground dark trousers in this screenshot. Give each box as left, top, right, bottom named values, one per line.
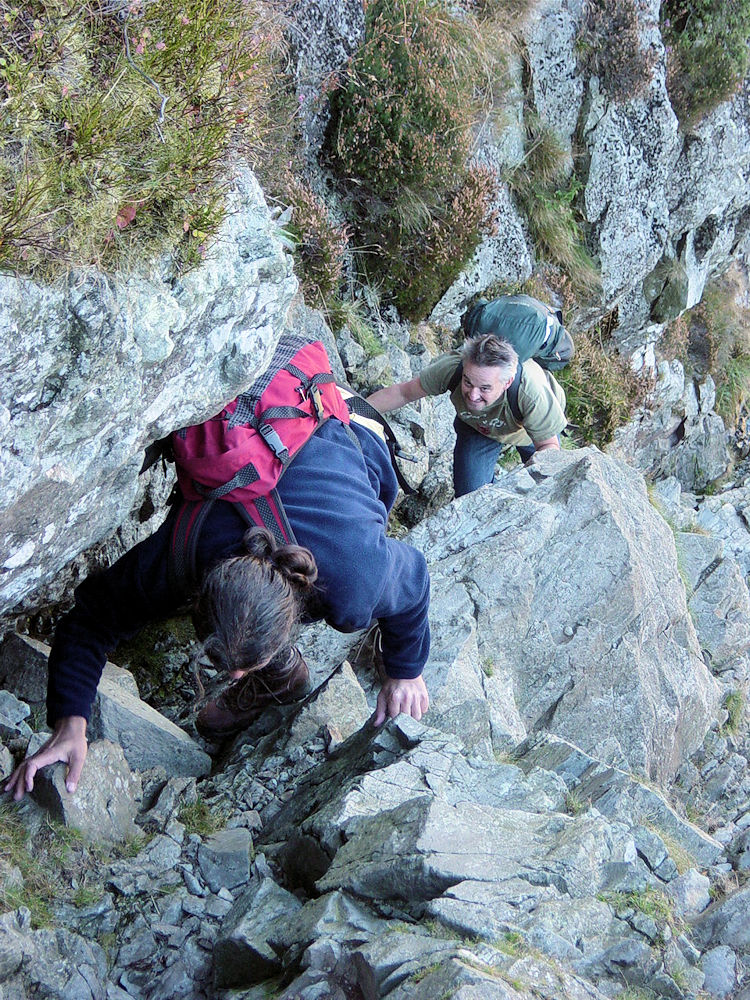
left=452, top=418, right=537, bottom=498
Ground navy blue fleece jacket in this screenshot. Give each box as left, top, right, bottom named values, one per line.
left=46, top=419, right=430, bottom=725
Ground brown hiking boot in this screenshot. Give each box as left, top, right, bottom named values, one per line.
left=195, top=647, right=312, bottom=739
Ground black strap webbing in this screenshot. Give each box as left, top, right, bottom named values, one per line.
left=344, top=394, right=416, bottom=496
left=167, top=489, right=298, bottom=598
left=167, top=498, right=216, bottom=599
left=506, top=364, right=523, bottom=423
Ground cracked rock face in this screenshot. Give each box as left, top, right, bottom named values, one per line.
left=407, top=447, right=720, bottom=783
left=0, top=165, right=297, bottom=620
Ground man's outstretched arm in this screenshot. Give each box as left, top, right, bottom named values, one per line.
left=367, top=377, right=427, bottom=413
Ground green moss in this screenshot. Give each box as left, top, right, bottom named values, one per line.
left=113, top=614, right=197, bottom=703
left=495, top=931, right=527, bottom=957
left=722, top=690, right=746, bottom=735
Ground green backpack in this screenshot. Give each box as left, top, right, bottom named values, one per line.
left=461, top=294, right=573, bottom=371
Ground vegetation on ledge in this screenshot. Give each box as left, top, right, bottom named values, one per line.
left=0, top=0, right=282, bottom=277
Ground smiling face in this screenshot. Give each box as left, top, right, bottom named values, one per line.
left=460, top=361, right=513, bottom=412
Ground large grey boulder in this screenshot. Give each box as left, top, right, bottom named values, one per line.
left=514, top=733, right=723, bottom=869
left=583, top=72, right=678, bottom=306
left=697, top=481, right=750, bottom=580
left=691, top=886, right=750, bottom=954
left=0, top=165, right=297, bottom=619
left=407, top=447, right=720, bottom=782
left=675, top=530, right=750, bottom=682
left=240, top=717, right=698, bottom=998
left=32, top=739, right=141, bottom=844
left=0, top=633, right=211, bottom=777
left=214, top=874, right=303, bottom=987
left=0, top=632, right=139, bottom=708
left=89, top=668, right=211, bottom=777
left=284, top=0, right=365, bottom=175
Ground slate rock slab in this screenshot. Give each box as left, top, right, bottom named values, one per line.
left=407, top=448, right=720, bottom=784
left=197, top=828, right=253, bottom=893
left=89, top=670, right=211, bottom=777
left=214, top=876, right=303, bottom=988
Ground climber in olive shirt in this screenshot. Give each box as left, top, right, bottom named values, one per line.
left=367, top=333, right=567, bottom=497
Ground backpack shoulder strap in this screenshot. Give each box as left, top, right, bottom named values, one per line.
left=167, top=490, right=297, bottom=599
left=342, top=391, right=417, bottom=496
left=506, top=363, right=523, bottom=424
left=447, top=361, right=463, bottom=393
left=167, top=498, right=216, bottom=600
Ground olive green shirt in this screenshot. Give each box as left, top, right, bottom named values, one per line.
left=418, top=350, right=567, bottom=446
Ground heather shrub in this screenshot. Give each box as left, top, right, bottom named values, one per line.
left=327, top=0, right=480, bottom=204
left=662, top=0, right=750, bottom=124
left=325, top=0, right=506, bottom=318
left=578, top=0, right=657, bottom=102
left=282, top=175, right=348, bottom=306
left=1, top=0, right=282, bottom=276
left=675, top=273, right=750, bottom=425
left=376, top=166, right=500, bottom=321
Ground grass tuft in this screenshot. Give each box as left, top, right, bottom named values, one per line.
left=177, top=798, right=227, bottom=837
left=1, top=0, right=284, bottom=276
left=506, top=117, right=600, bottom=298
left=324, top=0, right=515, bottom=319
left=556, top=311, right=651, bottom=446
left=0, top=805, right=111, bottom=927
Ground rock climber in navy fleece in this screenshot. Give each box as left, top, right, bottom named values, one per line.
left=6, top=418, right=430, bottom=800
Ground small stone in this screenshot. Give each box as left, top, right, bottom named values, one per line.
left=714, top=827, right=735, bottom=846
left=182, top=895, right=207, bottom=918
left=197, top=828, right=253, bottom=893
left=701, top=945, right=737, bottom=998
left=181, top=868, right=205, bottom=897
left=666, top=869, right=711, bottom=917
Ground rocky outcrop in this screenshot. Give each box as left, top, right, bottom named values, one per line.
left=407, top=447, right=720, bottom=782
left=427, top=0, right=750, bottom=349
left=0, top=166, right=297, bottom=621
left=0, top=437, right=748, bottom=996
left=2, top=1, right=750, bottom=996
left=608, top=361, right=730, bottom=491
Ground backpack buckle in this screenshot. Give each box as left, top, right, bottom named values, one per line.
left=258, top=423, right=290, bottom=463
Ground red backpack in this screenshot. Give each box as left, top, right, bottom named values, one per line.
left=164, top=334, right=410, bottom=595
